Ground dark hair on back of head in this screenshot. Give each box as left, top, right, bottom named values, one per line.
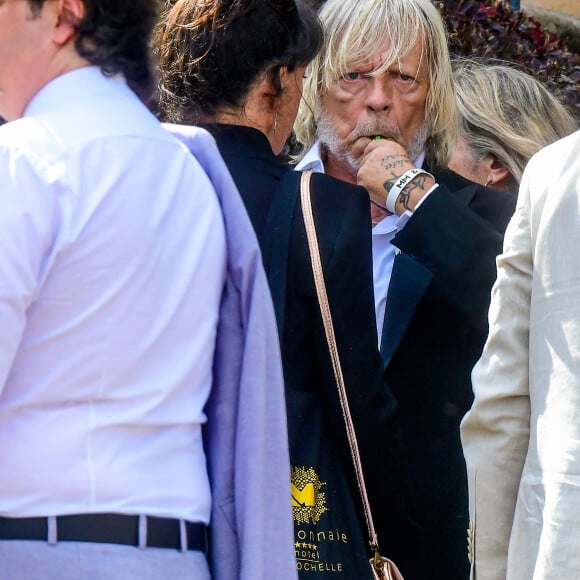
left=154, top=0, right=323, bottom=124
left=27, top=0, right=159, bottom=100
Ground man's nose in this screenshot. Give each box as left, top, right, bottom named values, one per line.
left=364, top=75, right=391, bottom=112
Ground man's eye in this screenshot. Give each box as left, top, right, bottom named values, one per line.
left=399, top=73, right=414, bottom=82
left=343, top=72, right=361, bottom=81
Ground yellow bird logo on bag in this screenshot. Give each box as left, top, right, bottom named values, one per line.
left=291, top=466, right=328, bottom=524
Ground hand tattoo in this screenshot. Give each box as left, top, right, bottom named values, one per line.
left=379, top=153, right=412, bottom=197
left=383, top=177, right=395, bottom=194
left=379, top=153, right=411, bottom=172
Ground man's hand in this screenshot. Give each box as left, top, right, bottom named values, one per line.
left=357, top=140, right=435, bottom=215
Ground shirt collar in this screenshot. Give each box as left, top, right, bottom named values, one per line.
left=414, top=150, right=426, bottom=169
left=24, top=66, right=131, bottom=118
left=295, top=141, right=325, bottom=173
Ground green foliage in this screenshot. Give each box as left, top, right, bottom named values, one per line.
left=434, top=0, right=579, bottom=121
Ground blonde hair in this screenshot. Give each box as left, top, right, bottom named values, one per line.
left=294, top=0, right=457, bottom=171
left=453, top=59, right=578, bottom=183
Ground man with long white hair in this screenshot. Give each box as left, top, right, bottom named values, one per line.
left=294, top=0, right=516, bottom=577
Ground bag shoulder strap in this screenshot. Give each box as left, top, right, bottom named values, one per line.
left=299, top=170, right=379, bottom=548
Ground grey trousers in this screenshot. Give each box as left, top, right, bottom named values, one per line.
left=0, top=540, right=211, bottom=579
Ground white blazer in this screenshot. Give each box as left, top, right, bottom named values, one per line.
left=461, top=130, right=580, bottom=580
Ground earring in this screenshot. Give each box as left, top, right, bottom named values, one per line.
left=484, top=178, right=492, bottom=187
left=273, top=113, right=278, bottom=135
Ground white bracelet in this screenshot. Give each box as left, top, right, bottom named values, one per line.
left=385, top=168, right=434, bottom=213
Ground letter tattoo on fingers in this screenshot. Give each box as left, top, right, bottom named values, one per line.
left=379, top=153, right=411, bottom=172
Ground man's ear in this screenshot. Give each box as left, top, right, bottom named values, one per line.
left=54, top=0, right=85, bottom=45
left=484, top=153, right=512, bottom=188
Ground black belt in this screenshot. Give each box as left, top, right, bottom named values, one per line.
left=0, top=514, right=207, bottom=552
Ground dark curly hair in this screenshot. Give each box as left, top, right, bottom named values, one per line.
left=27, top=0, right=159, bottom=99
left=154, top=0, right=323, bottom=124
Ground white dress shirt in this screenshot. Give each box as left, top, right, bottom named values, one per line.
left=296, top=142, right=425, bottom=342
left=0, top=67, right=226, bottom=523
